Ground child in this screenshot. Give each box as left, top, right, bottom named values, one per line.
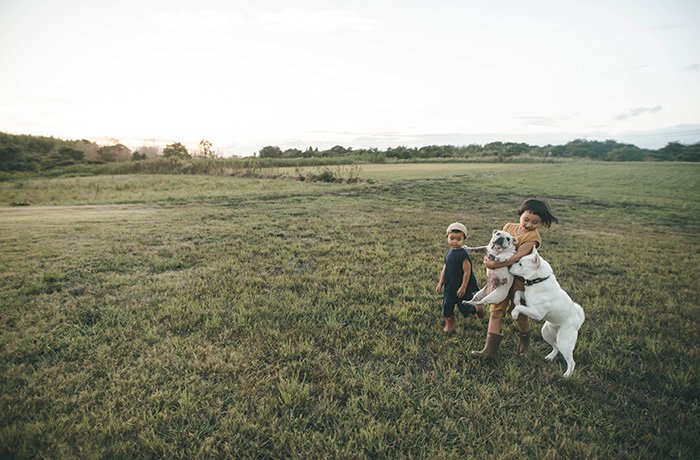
left=471, top=199, right=558, bottom=357
left=436, top=222, right=484, bottom=333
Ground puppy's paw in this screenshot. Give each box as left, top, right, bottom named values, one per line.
left=511, top=308, right=521, bottom=320
left=545, top=350, right=558, bottom=361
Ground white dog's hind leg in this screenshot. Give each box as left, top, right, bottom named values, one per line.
left=558, top=328, right=579, bottom=378
left=541, top=322, right=559, bottom=361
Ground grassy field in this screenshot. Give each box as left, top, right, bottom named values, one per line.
left=1, top=162, right=699, bottom=459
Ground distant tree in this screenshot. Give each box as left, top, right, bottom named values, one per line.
left=58, top=146, right=84, bottom=161
left=302, top=147, right=319, bottom=158
left=677, top=143, right=700, bottom=162
left=504, top=143, right=530, bottom=156
left=324, top=145, right=350, bottom=157
left=259, top=145, right=282, bottom=158
left=132, top=151, right=147, bottom=161
left=386, top=146, right=414, bottom=159
left=162, top=142, right=191, bottom=159
left=419, top=145, right=453, bottom=158
left=0, top=144, right=23, bottom=171
left=552, top=139, right=622, bottom=160
left=72, top=139, right=100, bottom=160
left=97, top=144, right=132, bottom=162
left=283, top=148, right=302, bottom=158
left=605, top=145, right=646, bottom=161
left=651, top=141, right=684, bottom=161
left=199, top=140, right=215, bottom=158
left=134, top=144, right=161, bottom=158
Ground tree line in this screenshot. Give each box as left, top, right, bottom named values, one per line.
left=0, top=133, right=217, bottom=172
left=258, top=139, right=699, bottom=162
left=1, top=131, right=698, bottom=173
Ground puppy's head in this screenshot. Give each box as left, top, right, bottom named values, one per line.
left=489, top=230, right=516, bottom=252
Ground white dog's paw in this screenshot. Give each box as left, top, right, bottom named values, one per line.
left=562, top=366, right=575, bottom=379
left=511, top=307, right=521, bottom=320
left=545, top=350, right=558, bottom=361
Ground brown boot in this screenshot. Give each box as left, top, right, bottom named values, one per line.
left=470, top=333, right=503, bottom=358
left=519, top=331, right=530, bottom=355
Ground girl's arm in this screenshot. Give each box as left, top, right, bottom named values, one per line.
left=457, top=258, right=471, bottom=298
left=436, top=265, right=446, bottom=294
left=484, top=241, right=537, bottom=269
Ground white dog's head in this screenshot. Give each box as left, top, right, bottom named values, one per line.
left=488, top=230, right=517, bottom=254
left=509, top=247, right=552, bottom=280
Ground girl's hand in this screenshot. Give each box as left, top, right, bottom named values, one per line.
left=484, top=257, right=497, bottom=269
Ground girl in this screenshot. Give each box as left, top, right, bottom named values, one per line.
left=471, top=199, right=558, bottom=358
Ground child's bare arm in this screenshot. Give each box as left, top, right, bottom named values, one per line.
left=457, top=258, right=471, bottom=298
left=436, top=265, right=446, bottom=294
left=484, top=241, right=537, bottom=269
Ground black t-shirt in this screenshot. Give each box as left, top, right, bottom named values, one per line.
left=444, top=248, right=479, bottom=299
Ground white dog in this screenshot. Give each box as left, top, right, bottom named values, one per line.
left=462, top=230, right=517, bottom=307
left=509, top=248, right=585, bottom=378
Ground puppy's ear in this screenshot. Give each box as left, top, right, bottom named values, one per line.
left=493, top=229, right=498, bottom=235
left=532, top=247, right=540, bottom=265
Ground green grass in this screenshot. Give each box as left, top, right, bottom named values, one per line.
left=1, top=162, right=699, bottom=459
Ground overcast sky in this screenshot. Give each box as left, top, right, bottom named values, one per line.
left=1, top=0, right=699, bottom=156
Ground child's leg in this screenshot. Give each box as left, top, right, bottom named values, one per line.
left=471, top=283, right=513, bottom=358
left=509, top=278, right=530, bottom=354
left=442, top=294, right=456, bottom=332
left=458, top=299, right=475, bottom=317
left=458, top=294, right=485, bottom=318
left=444, top=315, right=455, bottom=332
left=488, top=310, right=504, bottom=333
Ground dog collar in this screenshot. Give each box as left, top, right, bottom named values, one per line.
left=524, top=276, right=550, bottom=286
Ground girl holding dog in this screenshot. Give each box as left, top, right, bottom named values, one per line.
left=471, top=199, right=558, bottom=358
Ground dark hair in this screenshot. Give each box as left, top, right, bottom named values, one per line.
left=518, top=199, right=559, bottom=228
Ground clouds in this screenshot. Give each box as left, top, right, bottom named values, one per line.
left=152, top=7, right=378, bottom=33
left=615, top=105, right=662, bottom=121
left=153, top=9, right=241, bottom=32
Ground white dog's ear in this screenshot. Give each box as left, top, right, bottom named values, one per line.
left=532, top=247, right=540, bottom=265
left=493, top=229, right=499, bottom=234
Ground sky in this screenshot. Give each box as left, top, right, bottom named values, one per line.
left=1, top=0, right=699, bottom=157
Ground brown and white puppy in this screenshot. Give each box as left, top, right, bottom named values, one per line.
left=462, top=230, right=517, bottom=308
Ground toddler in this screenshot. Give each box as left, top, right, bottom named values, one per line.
left=436, top=222, right=484, bottom=333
